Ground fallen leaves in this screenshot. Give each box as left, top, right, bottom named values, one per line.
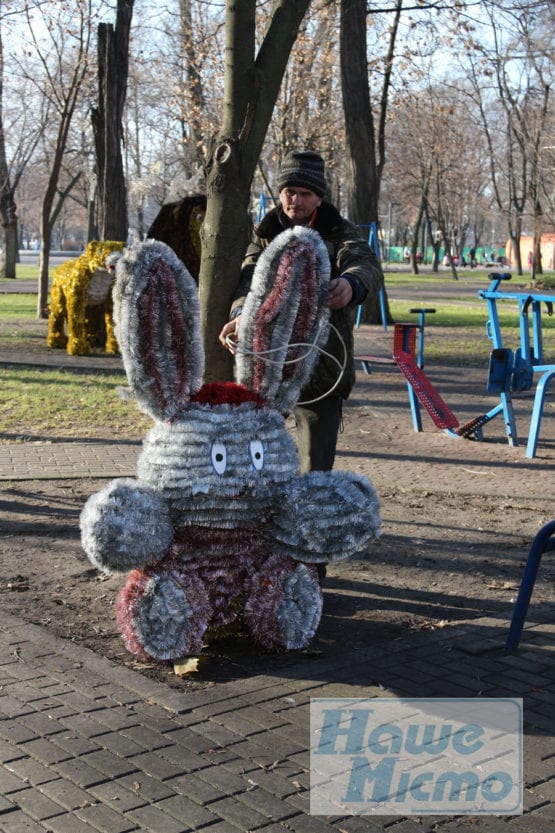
left=173, top=657, right=201, bottom=676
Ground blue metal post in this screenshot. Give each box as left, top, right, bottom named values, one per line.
left=532, top=300, right=544, bottom=362
left=357, top=222, right=387, bottom=331
left=526, top=369, right=555, bottom=458
left=506, top=519, right=555, bottom=652
left=478, top=274, right=519, bottom=446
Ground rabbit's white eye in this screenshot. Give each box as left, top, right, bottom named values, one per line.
left=249, top=440, right=264, bottom=471
left=211, top=442, right=227, bottom=475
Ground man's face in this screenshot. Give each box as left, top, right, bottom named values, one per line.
left=279, top=187, right=322, bottom=224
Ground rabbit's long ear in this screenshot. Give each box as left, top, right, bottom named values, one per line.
left=235, top=226, right=331, bottom=414
left=113, top=240, right=204, bottom=421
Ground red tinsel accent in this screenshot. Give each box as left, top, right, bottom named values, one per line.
left=170, top=531, right=267, bottom=614
left=171, top=524, right=264, bottom=557
left=191, top=381, right=266, bottom=407
left=160, top=263, right=190, bottom=410
left=283, top=245, right=319, bottom=381
left=116, top=561, right=213, bottom=658
left=252, top=239, right=320, bottom=389
left=243, top=554, right=321, bottom=650
left=136, top=257, right=195, bottom=416
left=115, top=570, right=152, bottom=661
left=252, top=247, right=295, bottom=390
left=138, top=274, right=167, bottom=412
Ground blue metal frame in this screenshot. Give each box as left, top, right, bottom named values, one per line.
left=478, top=273, right=555, bottom=456
left=257, top=194, right=278, bottom=222
left=398, top=320, right=423, bottom=432
left=505, top=519, right=555, bottom=652
left=526, top=369, right=555, bottom=457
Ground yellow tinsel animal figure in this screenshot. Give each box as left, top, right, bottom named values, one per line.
left=47, top=240, right=125, bottom=355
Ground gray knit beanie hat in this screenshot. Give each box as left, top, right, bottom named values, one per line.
left=276, top=151, right=327, bottom=197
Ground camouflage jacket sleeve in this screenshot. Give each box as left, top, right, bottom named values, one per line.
left=330, top=218, right=383, bottom=306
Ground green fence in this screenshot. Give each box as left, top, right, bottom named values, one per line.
left=382, top=246, right=506, bottom=265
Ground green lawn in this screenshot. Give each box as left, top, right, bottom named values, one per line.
left=0, top=365, right=151, bottom=440
left=0, top=294, right=39, bottom=318
left=383, top=269, right=555, bottom=288
left=1, top=264, right=54, bottom=281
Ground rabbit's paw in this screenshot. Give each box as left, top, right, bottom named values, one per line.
left=244, top=554, right=322, bottom=650
left=115, top=565, right=211, bottom=660
left=271, top=471, right=381, bottom=562
left=80, top=478, right=173, bottom=573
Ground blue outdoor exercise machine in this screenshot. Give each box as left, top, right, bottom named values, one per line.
left=478, top=273, right=555, bottom=457
left=360, top=273, right=554, bottom=456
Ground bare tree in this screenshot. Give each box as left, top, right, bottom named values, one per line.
left=14, top=1, right=98, bottom=316
left=0, top=11, right=44, bottom=277
left=340, top=0, right=403, bottom=226
left=266, top=4, right=340, bottom=164
left=461, top=0, right=553, bottom=277
left=199, top=0, right=311, bottom=381
left=385, top=79, right=490, bottom=277
left=178, top=0, right=208, bottom=170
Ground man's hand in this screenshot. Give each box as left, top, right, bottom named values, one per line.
left=218, top=317, right=241, bottom=354
left=327, top=277, right=353, bottom=309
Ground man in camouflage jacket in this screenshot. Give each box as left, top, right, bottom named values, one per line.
left=219, top=150, right=383, bottom=473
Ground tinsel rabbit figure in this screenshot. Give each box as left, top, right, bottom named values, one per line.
left=80, top=229, right=381, bottom=661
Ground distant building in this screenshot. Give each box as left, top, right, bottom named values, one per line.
left=505, top=233, right=555, bottom=270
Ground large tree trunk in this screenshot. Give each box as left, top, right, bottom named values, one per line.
left=92, top=1, right=133, bottom=242
left=200, top=142, right=252, bottom=382
left=37, top=171, right=61, bottom=317
left=340, top=0, right=377, bottom=225
left=339, top=0, right=398, bottom=327
left=199, top=0, right=310, bottom=382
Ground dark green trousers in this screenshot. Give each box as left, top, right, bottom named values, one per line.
left=293, top=396, right=343, bottom=474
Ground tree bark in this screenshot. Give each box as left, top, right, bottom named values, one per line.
left=532, top=199, right=543, bottom=280
left=92, top=1, right=133, bottom=242
left=340, top=0, right=377, bottom=225
left=179, top=0, right=207, bottom=168
left=0, top=184, right=18, bottom=280
left=37, top=139, right=70, bottom=317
